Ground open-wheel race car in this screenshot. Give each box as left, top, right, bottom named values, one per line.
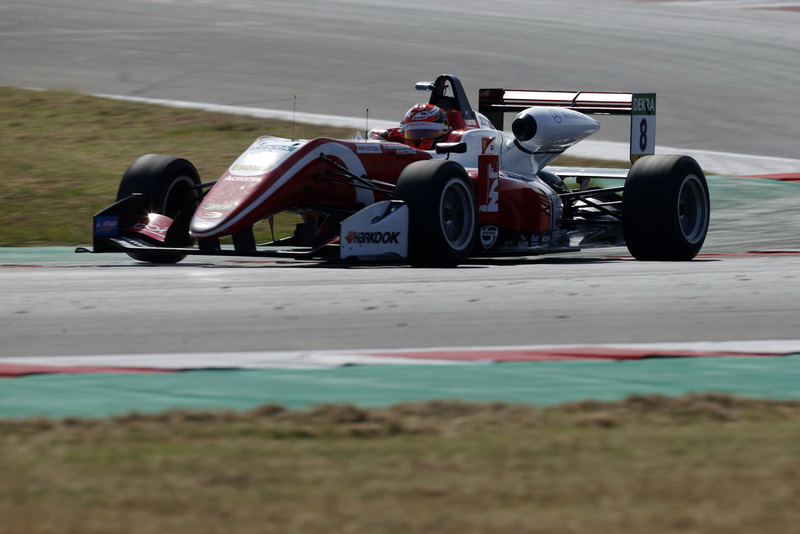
left=78, top=74, right=710, bottom=267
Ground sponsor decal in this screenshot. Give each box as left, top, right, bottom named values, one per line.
left=252, top=140, right=297, bottom=152
left=407, top=107, right=439, bottom=120
left=345, top=231, right=401, bottom=245
left=224, top=175, right=263, bottom=182
left=385, top=144, right=418, bottom=155
left=202, top=201, right=238, bottom=211
left=339, top=200, right=408, bottom=260
left=632, top=94, right=656, bottom=114
left=94, top=216, right=119, bottom=237
left=507, top=232, right=545, bottom=248
left=563, top=108, right=590, bottom=120
left=231, top=164, right=270, bottom=173
left=355, top=143, right=383, bottom=154
left=465, top=119, right=479, bottom=128
left=129, top=221, right=168, bottom=235
left=481, top=137, right=496, bottom=155
left=403, top=121, right=439, bottom=131
left=199, top=211, right=224, bottom=219
left=228, top=140, right=298, bottom=175
left=480, top=225, right=499, bottom=249
left=122, top=216, right=172, bottom=243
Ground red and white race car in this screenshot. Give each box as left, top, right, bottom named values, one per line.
left=80, top=74, right=710, bottom=267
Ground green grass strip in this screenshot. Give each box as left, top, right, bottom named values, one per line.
left=3, top=356, right=800, bottom=419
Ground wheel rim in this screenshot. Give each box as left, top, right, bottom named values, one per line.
left=677, top=174, right=708, bottom=244
left=161, top=175, right=199, bottom=217
left=439, top=178, right=475, bottom=251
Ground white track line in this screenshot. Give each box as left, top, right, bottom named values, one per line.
left=93, top=93, right=800, bottom=177
left=5, top=340, right=800, bottom=371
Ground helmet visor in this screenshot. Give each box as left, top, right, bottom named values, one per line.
left=402, top=121, right=447, bottom=141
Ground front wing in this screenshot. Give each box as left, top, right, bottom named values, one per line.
left=77, top=198, right=410, bottom=263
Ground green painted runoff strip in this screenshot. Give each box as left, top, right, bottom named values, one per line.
left=2, top=356, right=800, bottom=419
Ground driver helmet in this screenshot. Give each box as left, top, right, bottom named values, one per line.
left=400, top=103, right=451, bottom=150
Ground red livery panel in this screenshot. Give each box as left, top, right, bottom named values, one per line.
left=191, top=137, right=430, bottom=239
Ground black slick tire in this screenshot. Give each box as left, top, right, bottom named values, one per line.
left=622, top=154, right=710, bottom=261
left=394, top=160, right=477, bottom=267
left=117, top=154, right=201, bottom=263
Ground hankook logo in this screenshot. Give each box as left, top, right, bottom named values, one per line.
left=345, top=231, right=401, bottom=244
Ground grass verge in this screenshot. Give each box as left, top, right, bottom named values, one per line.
left=2, top=393, right=800, bottom=534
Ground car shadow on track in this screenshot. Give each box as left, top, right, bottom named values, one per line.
left=83, top=251, right=722, bottom=269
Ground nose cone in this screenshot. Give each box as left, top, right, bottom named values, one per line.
left=189, top=175, right=261, bottom=238
left=189, top=211, right=221, bottom=235
left=190, top=136, right=302, bottom=238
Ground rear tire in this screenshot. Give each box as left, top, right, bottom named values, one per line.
left=394, top=160, right=477, bottom=267
left=117, top=154, right=201, bottom=263
left=622, top=154, right=709, bottom=260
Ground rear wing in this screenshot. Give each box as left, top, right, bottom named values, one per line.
left=478, top=89, right=656, bottom=162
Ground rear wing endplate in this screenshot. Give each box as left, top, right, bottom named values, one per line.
left=478, top=89, right=656, bottom=162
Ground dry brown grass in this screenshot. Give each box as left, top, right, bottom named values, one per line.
left=2, top=394, right=800, bottom=534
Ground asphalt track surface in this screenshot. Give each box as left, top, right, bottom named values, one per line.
left=3, top=232, right=800, bottom=357
left=2, top=0, right=800, bottom=414
left=2, top=0, right=800, bottom=160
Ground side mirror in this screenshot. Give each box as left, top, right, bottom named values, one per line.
left=435, top=142, right=468, bottom=155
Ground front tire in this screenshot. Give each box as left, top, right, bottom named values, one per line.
left=622, top=154, right=710, bottom=260
left=117, top=154, right=201, bottom=263
left=394, top=160, right=477, bottom=267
